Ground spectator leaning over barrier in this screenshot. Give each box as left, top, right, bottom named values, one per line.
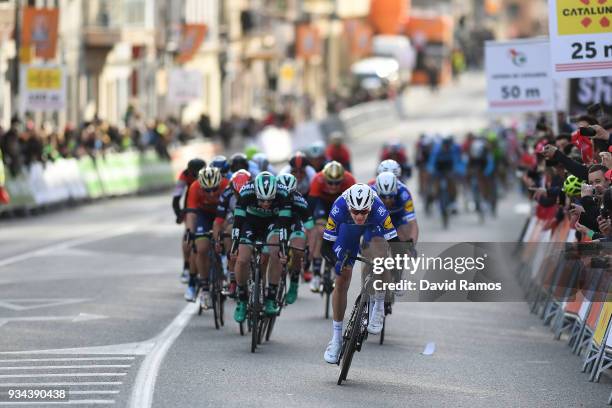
left=573, top=164, right=611, bottom=239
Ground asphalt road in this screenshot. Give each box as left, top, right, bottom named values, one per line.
left=0, top=73, right=609, bottom=407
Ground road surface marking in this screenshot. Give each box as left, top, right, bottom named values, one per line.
left=0, top=401, right=115, bottom=406
left=0, top=358, right=135, bottom=362
left=0, top=373, right=127, bottom=378
left=128, top=303, right=196, bottom=408
left=68, top=391, right=120, bottom=395
left=0, top=299, right=89, bottom=311
left=0, top=365, right=131, bottom=370
left=0, top=226, right=137, bottom=268
left=0, top=314, right=107, bottom=328
left=0, top=382, right=122, bottom=386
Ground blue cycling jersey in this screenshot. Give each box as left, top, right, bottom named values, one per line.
left=369, top=181, right=416, bottom=222
left=323, top=194, right=397, bottom=243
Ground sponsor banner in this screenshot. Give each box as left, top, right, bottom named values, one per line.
left=485, top=39, right=554, bottom=113
left=22, top=7, right=59, bottom=60
left=548, top=0, right=612, bottom=79
left=176, top=24, right=207, bottom=64
left=568, top=75, right=612, bottom=114
left=167, top=68, right=203, bottom=105
left=20, top=65, right=66, bottom=111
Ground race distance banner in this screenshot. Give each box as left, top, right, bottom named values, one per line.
left=548, top=0, right=612, bottom=79
left=485, top=38, right=554, bottom=113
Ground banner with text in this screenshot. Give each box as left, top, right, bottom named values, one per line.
left=20, top=65, right=66, bottom=112
left=485, top=38, right=554, bottom=113
left=548, top=0, right=612, bottom=79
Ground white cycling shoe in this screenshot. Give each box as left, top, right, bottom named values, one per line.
left=324, top=341, right=342, bottom=364
left=310, top=275, right=321, bottom=293
left=367, top=307, right=384, bottom=335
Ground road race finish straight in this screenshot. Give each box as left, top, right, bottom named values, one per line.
left=485, top=38, right=554, bottom=113
left=548, top=0, right=612, bottom=79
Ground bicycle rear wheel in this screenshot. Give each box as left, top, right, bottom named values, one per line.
left=250, top=266, right=261, bottom=353
left=212, top=290, right=220, bottom=330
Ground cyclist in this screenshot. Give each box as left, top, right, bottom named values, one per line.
left=371, top=172, right=419, bottom=243
left=279, top=151, right=317, bottom=198
left=210, top=155, right=231, bottom=179
left=306, top=141, right=328, bottom=172
left=426, top=135, right=465, bottom=214
left=172, top=158, right=206, bottom=283
left=369, top=159, right=402, bottom=185
left=321, top=184, right=401, bottom=363
left=231, top=172, right=293, bottom=323
left=213, top=169, right=252, bottom=297
left=230, top=152, right=259, bottom=177
left=184, top=167, right=230, bottom=305
left=415, top=134, right=434, bottom=198
left=380, top=141, right=411, bottom=180
left=252, top=152, right=277, bottom=175
left=277, top=173, right=315, bottom=304
left=325, top=131, right=352, bottom=172
left=308, top=161, right=356, bottom=292
left=466, top=135, right=495, bottom=215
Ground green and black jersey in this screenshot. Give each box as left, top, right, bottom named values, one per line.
left=233, top=182, right=293, bottom=231
left=291, top=191, right=314, bottom=229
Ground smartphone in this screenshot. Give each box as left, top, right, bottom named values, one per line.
left=579, top=127, right=597, bottom=137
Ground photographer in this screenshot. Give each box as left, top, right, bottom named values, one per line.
left=573, top=165, right=611, bottom=238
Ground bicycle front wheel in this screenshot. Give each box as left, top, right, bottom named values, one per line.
left=338, top=297, right=367, bottom=385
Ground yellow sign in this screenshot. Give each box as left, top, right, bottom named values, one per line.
left=325, top=217, right=336, bottom=231
left=26, top=67, right=62, bottom=90
left=383, top=215, right=393, bottom=230
left=557, top=0, right=612, bottom=35
left=19, top=46, right=34, bottom=64
left=279, top=64, right=295, bottom=82
left=592, top=300, right=612, bottom=347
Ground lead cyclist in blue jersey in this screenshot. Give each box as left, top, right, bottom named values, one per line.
left=320, top=184, right=402, bottom=364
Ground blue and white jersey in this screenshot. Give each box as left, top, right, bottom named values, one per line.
left=370, top=181, right=416, bottom=222
left=323, top=194, right=397, bottom=242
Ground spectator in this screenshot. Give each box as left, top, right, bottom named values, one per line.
left=198, top=114, right=214, bottom=139
left=0, top=117, right=23, bottom=177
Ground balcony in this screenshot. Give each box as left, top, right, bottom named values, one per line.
left=82, top=0, right=151, bottom=47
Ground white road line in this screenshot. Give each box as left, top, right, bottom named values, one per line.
left=0, top=383, right=122, bottom=386
left=0, top=400, right=115, bottom=405
left=128, top=303, right=196, bottom=408
left=0, top=366, right=131, bottom=370
left=0, top=373, right=127, bottom=379
left=0, top=226, right=137, bottom=268
left=68, top=391, right=120, bottom=395
left=0, top=358, right=134, bottom=363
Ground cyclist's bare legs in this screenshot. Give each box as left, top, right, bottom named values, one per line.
left=195, top=238, right=211, bottom=283
left=332, top=266, right=353, bottom=322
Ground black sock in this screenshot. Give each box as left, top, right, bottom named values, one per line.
left=313, top=258, right=322, bottom=276
left=267, top=284, right=278, bottom=300
left=200, top=279, right=209, bottom=291
left=238, top=285, right=248, bottom=301
left=188, top=274, right=197, bottom=287
left=183, top=261, right=189, bottom=270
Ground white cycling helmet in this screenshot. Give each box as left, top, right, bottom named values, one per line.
left=344, top=183, right=374, bottom=212
left=252, top=152, right=269, bottom=172
left=377, top=159, right=401, bottom=178
left=375, top=172, right=398, bottom=196
left=277, top=173, right=297, bottom=193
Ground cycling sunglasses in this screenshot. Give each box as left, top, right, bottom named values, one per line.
left=350, top=208, right=370, bottom=216
left=326, top=180, right=342, bottom=186
left=258, top=199, right=273, bottom=205
left=379, top=194, right=395, bottom=200
left=203, top=187, right=217, bottom=193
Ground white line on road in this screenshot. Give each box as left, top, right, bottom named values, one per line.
left=0, top=358, right=135, bottom=363
left=0, top=373, right=127, bottom=379
left=128, top=303, right=196, bottom=408
left=0, top=400, right=115, bottom=405
left=0, top=314, right=107, bottom=328
left=0, top=226, right=137, bottom=269
left=0, top=299, right=90, bottom=312
left=0, top=366, right=131, bottom=370
left=0, top=383, right=122, bottom=386
left=68, top=391, right=120, bottom=395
